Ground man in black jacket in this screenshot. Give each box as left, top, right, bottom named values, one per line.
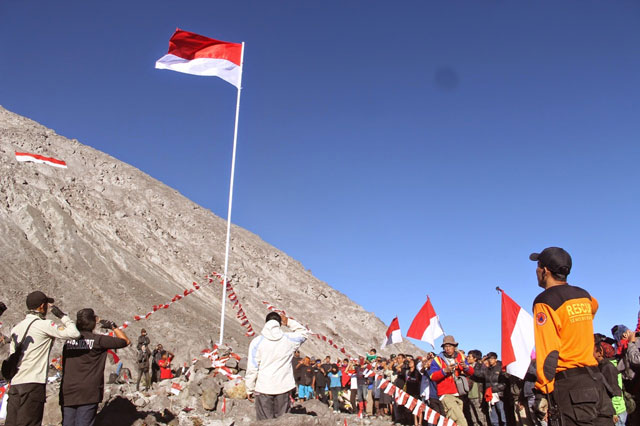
left=474, top=352, right=507, bottom=426
left=136, top=344, right=151, bottom=391
left=136, top=329, right=150, bottom=351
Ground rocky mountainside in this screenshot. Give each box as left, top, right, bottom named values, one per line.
left=0, top=105, right=424, bottom=365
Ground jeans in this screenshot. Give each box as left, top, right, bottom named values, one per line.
left=615, top=412, right=627, bottom=426
left=63, top=404, right=98, bottom=426
left=489, top=399, right=506, bottom=426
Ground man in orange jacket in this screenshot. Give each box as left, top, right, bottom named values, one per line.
left=531, top=246, right=612, bottom=426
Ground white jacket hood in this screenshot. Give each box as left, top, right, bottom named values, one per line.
left=261, top=319, right=284, bottom=341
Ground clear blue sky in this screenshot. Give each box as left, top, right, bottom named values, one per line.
left=2, top=1, right=639, bottom=355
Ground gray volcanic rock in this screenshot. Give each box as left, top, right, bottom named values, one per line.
left=0, top=105, right=424, bottom=371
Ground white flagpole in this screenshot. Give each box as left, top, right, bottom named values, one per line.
left=219, top=41, right=245, bottom=345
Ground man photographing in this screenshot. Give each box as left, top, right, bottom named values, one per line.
left=5, top=291, right=81, bottom=425
left=60, top=308, right=130, bottom=425
left=530, top=247, right=612, bottom=426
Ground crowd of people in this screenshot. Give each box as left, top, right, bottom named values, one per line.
left=2, top=247, right=640, bottom=426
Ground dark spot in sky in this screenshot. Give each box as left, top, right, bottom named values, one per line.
left=434, top=67, right=460, bottom=91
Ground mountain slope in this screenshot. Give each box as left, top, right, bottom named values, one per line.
left=0, top=106, right=424, bottom=363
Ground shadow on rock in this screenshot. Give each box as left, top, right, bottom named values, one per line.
left=96, top=396, right=176, bottom=426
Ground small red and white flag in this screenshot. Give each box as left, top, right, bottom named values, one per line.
left=170, top=382, right=183, bottom=395
left=406, top=296, right=444, bottom=348
left=156, top=29, right=243, bottom=88
left=381, top=316, right=403, bottom=349
left=500, top=289, right=535, bottom=379
left=15, top=152, right=67, bottom=168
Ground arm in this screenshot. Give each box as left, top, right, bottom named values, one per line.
left=245, top=339, right=260, bottom=395
left=284, top=318, right=309, bottom=350
left=623, top=331, right=640, bottom=367
left=533, top=303, right=561, bottom=393
left=113, top=328, right=131, bottom=346
left=602, top=362, right=622, bottom=397
left=429, top=358, right=448, bottom=383
left=41, top=315, right=81, bottom=339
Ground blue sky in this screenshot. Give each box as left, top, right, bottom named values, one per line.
left=2, top=1, right=639, bottom=355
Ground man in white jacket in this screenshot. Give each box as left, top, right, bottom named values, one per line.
left=245, top=311, right=308, bottom=421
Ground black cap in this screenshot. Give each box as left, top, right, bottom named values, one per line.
left=26, top=291, right=54, bottom=310
left=529, top=247, right=572, bottom=275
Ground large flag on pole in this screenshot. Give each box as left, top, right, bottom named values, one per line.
left=406, top=296, right=444, bottom=348
left=499, top=288, right=535, bottom=379
left=155, top=29, right=242, bottom=88
left=155, top=29, right=246, bottom=344
left=381, top=317, right=403, bottom=349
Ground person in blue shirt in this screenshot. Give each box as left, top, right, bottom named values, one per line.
left=327, top=365, right=343, bottom=413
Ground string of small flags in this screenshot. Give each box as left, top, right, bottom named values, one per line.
left=261, top=301, right=350, bottom=357
left=108, top=272, right=255, bottom=337
left=375, top=375, right=457, bottom=426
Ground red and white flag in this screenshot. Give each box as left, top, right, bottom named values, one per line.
left=406, top=296, right=444, bottom=348
left=500, top=289, right=535, bottom=379
left=170, top=383, right=183, bottom=395
left=15, top=152, right=67, bottom=168
left=155, top=29, right=243, bottom=88
left=381, top=316, right=403, bottom=349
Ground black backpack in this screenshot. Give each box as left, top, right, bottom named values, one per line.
left=1, top=319, right=38, bottom=381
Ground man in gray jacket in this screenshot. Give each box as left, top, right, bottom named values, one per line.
left=245, top=311, right=309, bottom=421
left=5, top=291, right=80, bottom=426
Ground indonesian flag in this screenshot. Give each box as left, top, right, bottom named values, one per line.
left=15, top=152, right=67, bottom=168
left=406, top=296, right=444, bottom=348
left=155, top=29, right=243, bottom=88
left=170, top=383, right=183, bottom=395
left=500, top=289, right=535, bottom=379
left=381, top=316, right=402, bottom=348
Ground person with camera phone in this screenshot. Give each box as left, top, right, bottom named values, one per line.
left=60, top=308, right=130, bottom=425
left=3, top=291, right=81, bottom=426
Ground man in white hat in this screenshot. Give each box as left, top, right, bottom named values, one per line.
left=428, top=335, right=474, bottom=426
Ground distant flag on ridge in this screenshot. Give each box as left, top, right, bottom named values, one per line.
left=155, top=28, right=243, bottom=88
left=406, top=296, right=444, bottom=348
left=381, top=317, right=403, bottom=349
left=15, top=152, right=67, bottom=168
left=499, top=288, right=535, bottom=380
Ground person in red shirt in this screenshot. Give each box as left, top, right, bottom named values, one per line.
left=157, top=351, right=174, bottom=380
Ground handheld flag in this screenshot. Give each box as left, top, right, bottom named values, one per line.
left=499, top=288, right=535, bottom=379
left=406, top=296, right=444, bottom=348
left=381, top=317, right=403, bottom=349
left=156, top=29, right=243, bottom=88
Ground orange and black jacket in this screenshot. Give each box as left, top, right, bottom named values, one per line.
left=532, top=284, right=598, bottom=393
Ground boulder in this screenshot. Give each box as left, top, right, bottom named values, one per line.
left=222, top=378, right=246, bottom=399
left=237, top=357, right=247, bottom=371
left=201, top=388, right=219, bottom=411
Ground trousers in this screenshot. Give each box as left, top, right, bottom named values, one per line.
left=441, top=394, right=468, bottom=426
left=62, top=404, right=98, bottom=426
left=254, top=391, right=292, bottom=421
left=5, top=383, right=46, bottom=426
left=553, top=369, right=613, bottom=426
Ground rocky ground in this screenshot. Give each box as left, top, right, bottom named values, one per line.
left=27, top=348, right=397, bottom=426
